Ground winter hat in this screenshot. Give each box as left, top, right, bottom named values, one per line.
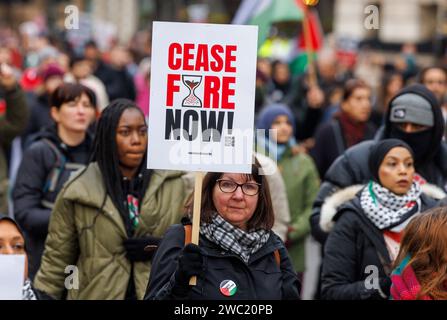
left=20, top=67, right=43, bottom=91
left=369, top=139, right=414, bottom=183
left=390, top=92, right=434, bottom=127
left=256, top=103, right=296, bottom=134
left=40, top=63, right=64, bottom=82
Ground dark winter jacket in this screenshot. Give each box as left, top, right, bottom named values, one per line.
left=310, top=84, right=447, bottom=244
left=0, top=85, right=29, bottom=214
left=321, top=185, right=438, bottom=300
left=22, top=93, right=54, bottom=147
left=145, top=222, right=300, bottom=300
left=13, top=125, right=92, bottom=279
left=310, top=118, right=377, bottom=178
left=94, top=62, right=136, bottom=102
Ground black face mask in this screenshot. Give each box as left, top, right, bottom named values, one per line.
left=390, top=126, right=434, bottom=164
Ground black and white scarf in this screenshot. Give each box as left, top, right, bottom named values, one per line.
left=360, top=181, right=422, bottom=230
left=200, top=214, right=270, bottom=263
left=22, top=279, right=36, bottom=300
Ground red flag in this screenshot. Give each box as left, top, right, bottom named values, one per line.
left=296, top=1, right=323, bottom=51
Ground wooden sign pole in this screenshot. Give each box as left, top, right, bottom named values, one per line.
left=189, top=171, right=204, bottom=285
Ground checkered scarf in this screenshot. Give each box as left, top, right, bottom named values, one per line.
left=200, top=214, right=270, bottom=263
left=360, top=181, right=422, bottom=230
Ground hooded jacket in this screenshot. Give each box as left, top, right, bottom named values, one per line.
left=13, top=125, right=93, bottom=279
left=310, top=84, right=447, bottom=244
left=33, top=162, right=191, bottom=300
left=320, top=184, right=438, bottom=300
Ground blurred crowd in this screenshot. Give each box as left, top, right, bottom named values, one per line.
left=1, top=14, right=447, bottom=301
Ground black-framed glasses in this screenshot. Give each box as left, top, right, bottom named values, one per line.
left=216, top=179, right=261, bottom=196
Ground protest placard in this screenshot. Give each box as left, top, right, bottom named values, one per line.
left=0, top=255, right=25, bottom=300
left=147, top=21, right=258, bottom=173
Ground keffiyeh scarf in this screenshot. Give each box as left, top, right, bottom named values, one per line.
left=200, top=214, right=270, bottom=263
left=22, top=279, right=36, bottom=300
left=360, top=181, right=422, bottom=230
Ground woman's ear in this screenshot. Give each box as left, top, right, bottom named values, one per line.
left=50, top=106, right=60, bottom=123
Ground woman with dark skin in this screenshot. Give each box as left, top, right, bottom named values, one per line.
left=32, top=99, right=191, bottom=300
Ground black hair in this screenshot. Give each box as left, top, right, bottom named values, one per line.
left=90, top=99, right=150, bottom=236
left=50, top=82, right=97, bottom=110
left=69, top=54, right=88, bottom=69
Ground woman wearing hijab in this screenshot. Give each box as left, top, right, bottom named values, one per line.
left=319, top=139, right=439, bottom=299
left=32, top=99, right=192, bottom=300
left=0, top=214, right=36, bottom=300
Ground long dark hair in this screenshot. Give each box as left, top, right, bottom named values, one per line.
left=90, top=99, right=150, bottom=236
left=184, top=159, right=275, bottom=231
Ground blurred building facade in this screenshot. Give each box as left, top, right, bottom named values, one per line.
left=334, top=0, right=447, bottom=44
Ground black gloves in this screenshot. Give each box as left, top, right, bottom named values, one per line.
left=123, top=236, right=162, bottom=262
left=379, top=276, right=392, bottom=298
left=172, top=243, right=205, bottom=293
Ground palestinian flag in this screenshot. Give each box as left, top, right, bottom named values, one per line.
left=232, top=0, right=323, bottom=51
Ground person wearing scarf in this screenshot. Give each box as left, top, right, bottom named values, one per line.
left=145, top=161, right=300, bottom=300
left=0, top=214, right=36, bottom=300
left=256, top=103, right=320, bottom=286
left=310, top=78, right=377, bottom=178
left=321, top=139, right=437, bottom=300
left=390, top=207, right=447, bottom=300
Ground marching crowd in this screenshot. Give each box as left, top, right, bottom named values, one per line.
left=1, top=24, right=447, bottom=300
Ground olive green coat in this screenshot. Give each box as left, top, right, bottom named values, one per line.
left=0, top=85, right=29, bottom=214
left=278, top=149, right=320, bottom=272
left=33, top=162, right=192, bottom=299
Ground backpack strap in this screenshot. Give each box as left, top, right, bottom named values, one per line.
left=184, top=224, right=192, bottom=246
left=274, top=249, right=281, bottom=267
left=42, top=138, right=65, bottom=193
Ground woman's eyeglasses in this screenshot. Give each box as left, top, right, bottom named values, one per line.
left=216, top=179, right=261, bottom=196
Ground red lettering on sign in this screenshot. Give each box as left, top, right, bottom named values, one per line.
left=204, top=76, right=220, bottom=109
left=168, top=43, right=182, bottom=70
left=224, top=45, right=237, bottom=72
left=221, top=76, right=235, bottom=109
left=166, top=74, right=180, bottom=106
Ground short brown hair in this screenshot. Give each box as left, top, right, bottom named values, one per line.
left=184, top=159, right=275, bottom=231
left=342, top=78, right=370, bottom=102
left=50, top=82, right=96, bottom=110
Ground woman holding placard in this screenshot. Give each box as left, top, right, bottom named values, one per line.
left=145, top=160, right=300, bottom=300
left=32, top=99, right=192, bottom=300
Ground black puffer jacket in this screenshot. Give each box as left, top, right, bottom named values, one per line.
left=321, top=189, right=437, bottom=300
left=310, top=84, right=447, bottom=244
left=145, top=221, right=300, bottom=300
left=13, top=125, right=92, bottom=279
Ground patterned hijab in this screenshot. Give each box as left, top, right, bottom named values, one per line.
left=361, top=139, right=421, bottom=229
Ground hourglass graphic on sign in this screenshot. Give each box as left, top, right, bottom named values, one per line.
left=182, top=75, right=202, bottom=107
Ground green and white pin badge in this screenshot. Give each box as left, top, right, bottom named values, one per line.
left=219, top=280, right=237, bottom=297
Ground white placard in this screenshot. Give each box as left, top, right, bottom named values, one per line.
left=0, top=255, right=25, bottom=300
left=147, top=22, right=258, bottom=173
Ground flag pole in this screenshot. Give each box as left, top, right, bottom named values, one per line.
left=189, top=171, right=204, bottom=285
left=301, top=0, right=319, bottom=87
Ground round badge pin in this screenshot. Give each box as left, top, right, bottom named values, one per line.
left=219, top=280, right=237, bottom=297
